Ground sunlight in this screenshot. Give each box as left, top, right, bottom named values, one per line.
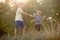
left=37, top=0, right=42, bottom=3
left=48, top=17, right=52, bottom=20
left=37, top=0, right=43, bottom=5
left=9, top=1, right=15, bottom=8
left=15, top=0, right=28, bottom=3
left=0, top=0, right=5, bottom=3
left=3, top=0, right=5, bottom=3
left=0, top=0, right=2, bottom=3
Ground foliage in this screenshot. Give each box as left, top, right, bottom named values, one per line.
left=0, top=0, right=60, bottom=35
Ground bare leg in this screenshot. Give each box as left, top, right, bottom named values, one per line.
left=14, top=28, right=18, bottom=39
left=22, top=26, right=26, bottom=35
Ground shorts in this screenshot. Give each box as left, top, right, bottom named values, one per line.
left=35, top=24, right=41, bottom=31
left=15, top=21, right=26, bottom=28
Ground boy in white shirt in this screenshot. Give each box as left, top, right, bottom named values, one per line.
left=14, top=3, right=32, bottom=38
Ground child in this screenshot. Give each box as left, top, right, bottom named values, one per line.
left=14, top=3, right=32, bottom=38
left=31, top=11, right=42, bottom=31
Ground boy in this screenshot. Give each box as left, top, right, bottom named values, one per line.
left=14, top=3, right=32, bottom=38
left=31, top=11, right=42, bottom=31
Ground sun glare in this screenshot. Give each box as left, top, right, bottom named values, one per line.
left=9, top=1, right=15, bottom=8
left=0, top=0, right=2, bottom=3
left=0, top=0, right=5, bottom=3
left=15, top=0, right=28, bottom=3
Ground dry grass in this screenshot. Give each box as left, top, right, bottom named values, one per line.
left=0, top=23, right=60, bottom=40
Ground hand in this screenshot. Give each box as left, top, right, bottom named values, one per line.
left=30, top=20, right=33, bottom=22
left=28, top=14, right=33, bottom=17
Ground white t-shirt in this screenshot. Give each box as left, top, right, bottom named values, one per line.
left=15, top=7, right=24, bottom=21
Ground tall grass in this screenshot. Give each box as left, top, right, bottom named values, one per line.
left=0, top=21, right=60, bottom=40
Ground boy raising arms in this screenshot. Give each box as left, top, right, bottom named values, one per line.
left=14, top=3, right=32, bottom=38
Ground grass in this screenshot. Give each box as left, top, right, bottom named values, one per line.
left=0, top=27, right=60, bottom=40
left=0, top=21, right=60, bottom=40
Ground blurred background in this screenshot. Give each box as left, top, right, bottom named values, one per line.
left=0, top=0, right=60, bottom=40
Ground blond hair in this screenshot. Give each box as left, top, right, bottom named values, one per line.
left=37, top=11, right=42, bottom=15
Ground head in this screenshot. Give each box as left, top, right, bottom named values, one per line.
left=36, top=11, right=42, bottom=16
left=17, top=2, right=24, bottom=8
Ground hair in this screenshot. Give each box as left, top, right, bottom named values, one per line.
left=16, top=2, right=24, bottom=7
left=37, top=11, right=42, bottom=15
left=19, top=2, right=24, bottom=5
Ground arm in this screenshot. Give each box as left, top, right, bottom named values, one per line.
left=23, top=13, right=33, bottom=17
left=20, top=10, right=33, bottom=17
left=22, top=12, right=33, bottom=17
left=31, top=19, right=35, bottom=22
left=20, top=8, right=33, bottom=17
